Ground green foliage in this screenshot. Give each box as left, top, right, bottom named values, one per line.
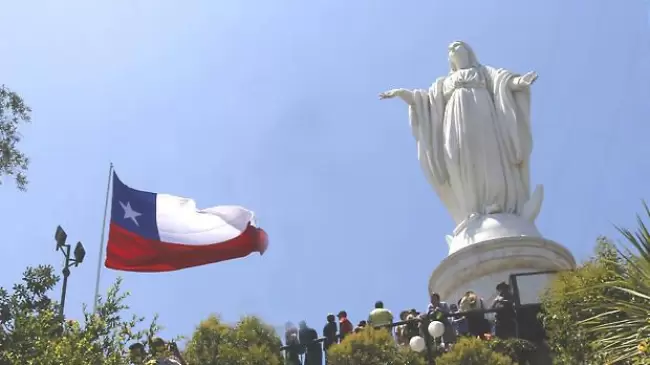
left=0, top=265, right=60, bottom=363
left=578, top=203, right=650, bottom=364
left=485, top=338, right=536, bottom=365
left=0, top=265, right=160, bottom=365
left=539, top=237, right=623, bottom=364
left=0, top=85, right=31, bottom=190
left=183, top=315, right=283, bottom=365
left=327, top=328, right=425, bottom=365
left=436, top=337, right=514, bottom=365
left=541, top=204, right=650, bottom=365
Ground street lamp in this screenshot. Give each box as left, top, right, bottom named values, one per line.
left=55, top=225, right=85, bottom=317
left=408, top=318, right=446, bottom=365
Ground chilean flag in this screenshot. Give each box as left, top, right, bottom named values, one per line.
left=105, top=172, right=268, bottom=272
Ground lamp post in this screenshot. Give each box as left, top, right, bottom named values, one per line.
left=423, top=323, right=435, bottom=365
left=55, top=225, right=86, bottom=318
left=409, top=317, right=445, bottom=365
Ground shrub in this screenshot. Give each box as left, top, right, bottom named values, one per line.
left=486, top=337, right=537, bottom=364
left=327, top=328, right=425, bottom=365
left=183, top=315, right=283, bottom=365
left=435, top=337, right=515, bottom=365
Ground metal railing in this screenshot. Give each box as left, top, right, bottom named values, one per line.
left=280, top=302, right=548, bottom=348
left=280, top=305, right=543, bottom=365
left=280, top=270, right=560, bottom=364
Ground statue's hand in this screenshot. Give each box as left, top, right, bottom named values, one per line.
left=379, top=88, right=415, bottom=104
left=379, top=89, right=400, bottom=100
left=519, top=71, right=538, bottom=87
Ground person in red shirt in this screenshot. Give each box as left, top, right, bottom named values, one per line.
left=337, top=310, right=353, bottom=340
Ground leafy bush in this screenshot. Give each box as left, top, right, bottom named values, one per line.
left=183, top=315, right=283, bottom=365
left=327, top=328, right=425, bottom=365
left=578, top=205, right=650, bottom=363
left=485, top=337, right=536, bottom=364
left=539, top=238, right=622, bottom=364
left=435, top=337, right=514, bottom=365
left=540, top=206, right=650, bottom=364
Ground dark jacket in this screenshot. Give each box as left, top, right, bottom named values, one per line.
left=299, top=327, right=322, bottom=365
left=323, top=321, right=338, bottom=349
left=285, top=329, right=302, bottom=365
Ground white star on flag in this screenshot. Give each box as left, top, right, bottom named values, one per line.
left=119, top=201, right=142, bottom=226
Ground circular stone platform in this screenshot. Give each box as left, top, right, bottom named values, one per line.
left=430, top=233, right=576, bottom=305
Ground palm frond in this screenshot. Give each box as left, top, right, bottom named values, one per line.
left=579, top=201, right=650, bottom=363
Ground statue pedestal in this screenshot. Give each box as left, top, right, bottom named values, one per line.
left=430, top=214, right=575, bottom=304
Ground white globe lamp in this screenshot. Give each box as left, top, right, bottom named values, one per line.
left=428, top=321, right=445, bottom=338
left=409, top=335, right=426, bottom=352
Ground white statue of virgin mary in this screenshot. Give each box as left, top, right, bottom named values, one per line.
left=380, top=41, right=543, bottom=227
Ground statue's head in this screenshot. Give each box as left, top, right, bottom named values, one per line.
left=448, top=41, right=479, bottom=72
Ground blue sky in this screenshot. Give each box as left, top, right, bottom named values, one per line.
left=1, top=0, right=650, bottom=344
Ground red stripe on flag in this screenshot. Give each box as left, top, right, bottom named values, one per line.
left=105, top=223, right=268, bottom=272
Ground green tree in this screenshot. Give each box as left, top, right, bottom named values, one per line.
left=578, top=204, right=650, bottom=364
left=539, top=238, right=624, bottom=364
left=327, top=328, right=426, bottom=365
left=0, top=265, right=59, bottom=363
left=184, top=315, right=283, bottom=365
left=0, top=85, right=31, bottom=190
left=435, top=337, right=514, bottom=365
left=0, top=265, right=161, bottom=365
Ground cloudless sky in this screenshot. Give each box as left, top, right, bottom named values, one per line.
left=1, top=0, right=650, bottom=344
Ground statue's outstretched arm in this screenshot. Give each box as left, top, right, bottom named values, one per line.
left=509, top=71, right=538, bottom=91
left=379, top=88, right=415, bottom=105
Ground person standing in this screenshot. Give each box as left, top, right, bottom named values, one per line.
left=337, top=311, right=353, bottom=341
left=368, top=301, right=394, bottom=333
left=395, top=311, right=410, bottom=346
left=449, top=303, right=468, bottom=336
left=492, top=282, right=517, bottom=339
left=427, top=293, right=456, bottom=344
left=128, top=343, right=147, bottom=365
left=354, top=320, right=368, bottom=333
left=146, top=338, right=182, bottom=365
left=299, top=321, right=322, bottom=365
left=284, top=322, right=302, bottom=365
left=460, top=291, right=490, bottom=338
left=323, top=314, right=338, bottom=364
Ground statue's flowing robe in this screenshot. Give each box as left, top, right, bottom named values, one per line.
left=409, top=65, right=532, bottom=225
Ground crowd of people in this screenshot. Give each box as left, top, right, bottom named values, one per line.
left=128, top=337, right=187, bottom=365
left=283, top=281, right=518, bottom=365
left=124, top=282, right=517, bottom=365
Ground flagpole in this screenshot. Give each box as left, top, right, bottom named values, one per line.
left=93, top=162, right=113, bottom=314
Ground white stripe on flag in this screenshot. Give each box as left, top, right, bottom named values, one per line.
left=156, top=194, right=253, bottom=245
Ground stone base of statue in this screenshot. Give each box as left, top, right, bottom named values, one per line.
left=429, top=213, right=576, bottom=305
